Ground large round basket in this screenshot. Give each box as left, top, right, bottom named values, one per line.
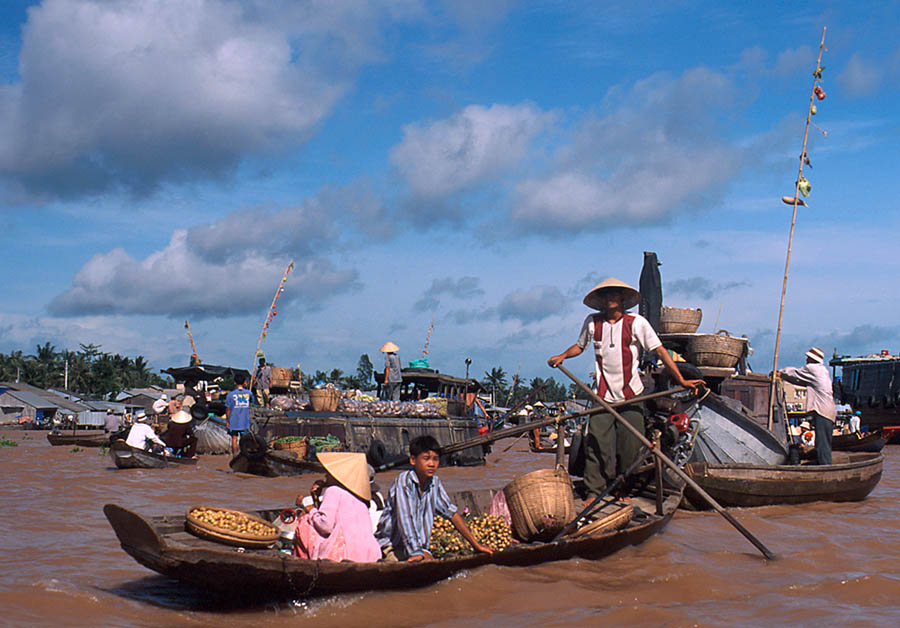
left=273, top=437, right=308, bottom=458
left=309, top=389, right=340, bottom=412
left=185, top=506, right=279, bottom=548
left=660, top=306, right=702, bottom=333
left=503, top=466, right=576, bottom=542
left=687, top=330, right=746, bottom=368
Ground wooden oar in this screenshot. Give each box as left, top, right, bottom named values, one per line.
left=554, top=363, right=776, bottom=560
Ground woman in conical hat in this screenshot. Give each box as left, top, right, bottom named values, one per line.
left=548, top=275, right=704, bottom=506
left=293, top=452, right=381, bottom=562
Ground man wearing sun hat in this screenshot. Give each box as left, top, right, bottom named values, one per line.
left=380, top=341, right=402, bottom=401
left=549, top=277, right=705, bottom=501
left=779, top=347, right=835, bottom=465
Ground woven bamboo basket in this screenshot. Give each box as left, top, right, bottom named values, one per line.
left=185, top=506, right=279, bottom=548
left=503, top=466, right=576, bottom=542
left=272, top=437, right=308, bottom=458
left=687, top=330, right=746, bottom=368
left=309, top=389, right=340, bottom=412
left=660, top=306, right=703, bottom=333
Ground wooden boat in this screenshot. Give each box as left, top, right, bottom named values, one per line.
left=832, top=429, right=885, bottom=453
left=47, top=430, right=109, bottom=447
left=229, top=448, right=324, bottom=476
left=682, top=451, right=883, bottom=508
left=689, top=393, right=789, bottom=466
left=529, top=439, right=570, bottom=454
left=103, top=483, right=683, bottom=600
left=109, top=440, right=198, bottom=469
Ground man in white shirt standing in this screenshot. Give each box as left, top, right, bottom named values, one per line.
left=549, top=278, right=704, bottom=502
left=780, top=347, right=836, bottom=465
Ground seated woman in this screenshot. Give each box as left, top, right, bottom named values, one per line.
left=294, top=452, right=381, bottom=562
left=163, top=410, right=197, bottom=458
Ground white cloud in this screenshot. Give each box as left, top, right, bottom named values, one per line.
left=508, top=68, right=747, bottom=233
left=837, top=53, right=882, bottom=97
left=497, top=285, right=564, bottom=324
left=390, top=103, right=554, bottom=201
left=0, top=0, right=420, bottom=200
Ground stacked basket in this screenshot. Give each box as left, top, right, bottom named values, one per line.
left=309, top=389, right=341, bottom=412
left=687, top=330, right=746, bottom=368
left=272, top=437, right=308, bottom=458
left=660, top=306, right=702, bottom=333
left=503, top=466, right=576, bottom=542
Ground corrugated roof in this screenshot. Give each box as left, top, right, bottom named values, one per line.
left=3, top=390, right=61, bottom=409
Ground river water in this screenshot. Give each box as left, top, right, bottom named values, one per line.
left=1, top=430, right=897, bottom=627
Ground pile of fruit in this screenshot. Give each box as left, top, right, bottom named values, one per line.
left=429, top=514, right=513, bottom=558
left=189, top=507, right=276, bottom=537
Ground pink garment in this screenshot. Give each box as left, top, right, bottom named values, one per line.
left=293, top=485, right=380, bottom=562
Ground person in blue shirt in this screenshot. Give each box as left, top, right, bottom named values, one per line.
left=225, top=373, right=252, bottom=455
left=375, top=435, right=493, bottom=561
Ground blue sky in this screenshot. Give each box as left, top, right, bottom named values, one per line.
left=1, top=0, right=898, bottom=384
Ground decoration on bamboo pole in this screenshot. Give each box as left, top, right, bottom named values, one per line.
left=251, top=260, right=294, bottom=376
left=768, top=26, right=828, bottom=431
left=422, top=318, right=434, bottom=358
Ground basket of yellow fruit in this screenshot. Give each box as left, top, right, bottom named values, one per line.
left=185, top=506, right=279, bottom=548
left=429, top=513, right=514, bottom=558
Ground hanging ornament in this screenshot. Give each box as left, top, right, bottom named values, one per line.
left=814, top=85, right=826, bottom=100
left=810, top=104, right=817, bottom=115
left=782, top=196, right=808, bottom=207
left=798, top=176, right=812, bottom=197
left=813, top=66, right=825, bottom=79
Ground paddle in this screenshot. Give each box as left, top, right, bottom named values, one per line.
left=553, top=363, right=777, bottom=560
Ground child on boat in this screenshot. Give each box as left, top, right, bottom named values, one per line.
left=375, top=435, right=493, bottom=561
left=294, top=452, right=382, bottom=562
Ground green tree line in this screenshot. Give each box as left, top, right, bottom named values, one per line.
left=481, top=366, right=589, bottom=406
left=0, top=342, right=171, bottom=400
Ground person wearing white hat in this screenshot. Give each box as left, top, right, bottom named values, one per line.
left=548, top=277, right=704, bottom=502
left=163, top=410, right=197, bottom=458
left=293, top=452, right=381, bottom=562
left=125, top=410, right=166, bottom=452
left=779, top=346, right=836, bottom=464
left=380, top=341, right=402, bottom=401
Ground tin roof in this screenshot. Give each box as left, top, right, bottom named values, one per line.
left=2, top=390, right=61, bottom=410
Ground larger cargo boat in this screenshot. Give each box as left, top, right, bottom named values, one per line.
left=830, top=352, right=900, bottom=432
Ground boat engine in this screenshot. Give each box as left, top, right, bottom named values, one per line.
left=645, top=408, right=697, bottom=467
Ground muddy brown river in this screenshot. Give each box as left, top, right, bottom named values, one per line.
left=1, top=430, right=897, bottom=627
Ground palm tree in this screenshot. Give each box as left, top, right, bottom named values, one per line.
left=482, top=367, right=508, bottom=404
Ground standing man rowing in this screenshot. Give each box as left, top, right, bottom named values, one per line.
left=548, top=278, right=703, bottom=504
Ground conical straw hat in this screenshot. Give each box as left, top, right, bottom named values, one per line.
left=170, top=410, right=192, bottom=424
left=380, top=341, right=399, bottom=353
left=316, top=452, right=371, bottom=502
left=583, top=278, right=640, bottom=311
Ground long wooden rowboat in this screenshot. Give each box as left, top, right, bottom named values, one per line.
left=683, top=452, right=883, bottom=508
left=110, top=440, right=198, bottom=469
left=47, top=431, right=109, bottom=447
left=103, top=485, right=683, bottom=600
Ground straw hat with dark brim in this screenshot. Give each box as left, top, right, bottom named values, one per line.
left=170, top=410, right=193, bottom=424
left=380, top=341, right=399, bottom=353
left=805, top=347, right=825, bottom=364
left=316, top=452, right=371, bottom=502
left=583, top=278, right=641, bottom=311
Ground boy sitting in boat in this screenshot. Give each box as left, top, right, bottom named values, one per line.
left=375, top=435, right=493, bottom=561
left=124, top=411, right=166, bottom=453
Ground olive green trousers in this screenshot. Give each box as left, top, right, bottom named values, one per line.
left=583, top=403, right=645, bottom=498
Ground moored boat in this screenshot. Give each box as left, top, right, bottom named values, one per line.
left=103, top=483, right=683, bottom=600
left=229, top=447, right=324, bottom=476
left=832, top=429, right=885, bottom=453
left=109, top=439, right=198, bottom=469
left=47, top=430, right=109, bottom=447
left=682, top=451, right=883, bottom=508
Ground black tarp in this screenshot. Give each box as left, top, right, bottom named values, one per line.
left=639, top=251, right=662, bottom=333
left=162, top=363, right=251, bottom=383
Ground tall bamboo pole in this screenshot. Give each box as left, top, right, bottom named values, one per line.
left=767, top=27, right=827, bottom=430
left=249, top=260, right=294, bottom=388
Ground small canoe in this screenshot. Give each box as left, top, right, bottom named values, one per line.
left=103, top=484, right=683, bottom=600
left=47, top=431, right=109, bottom=447
left=229, top=449, right=324, bottom=476
left=832, top=429, right=886, bottom=453
left=683, top=452, right=883, bottom=508
left=109, top=440, right=198, bottom=469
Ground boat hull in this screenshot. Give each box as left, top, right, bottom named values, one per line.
left=104, top=486, right=682, bottom=600
left=683, top=452, right=883, bottom=508
left=689, top=393, right=788, bottom=466
left=47, top=431, right=109, bottom=447
left=832, top=430, right=885, bottom=453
